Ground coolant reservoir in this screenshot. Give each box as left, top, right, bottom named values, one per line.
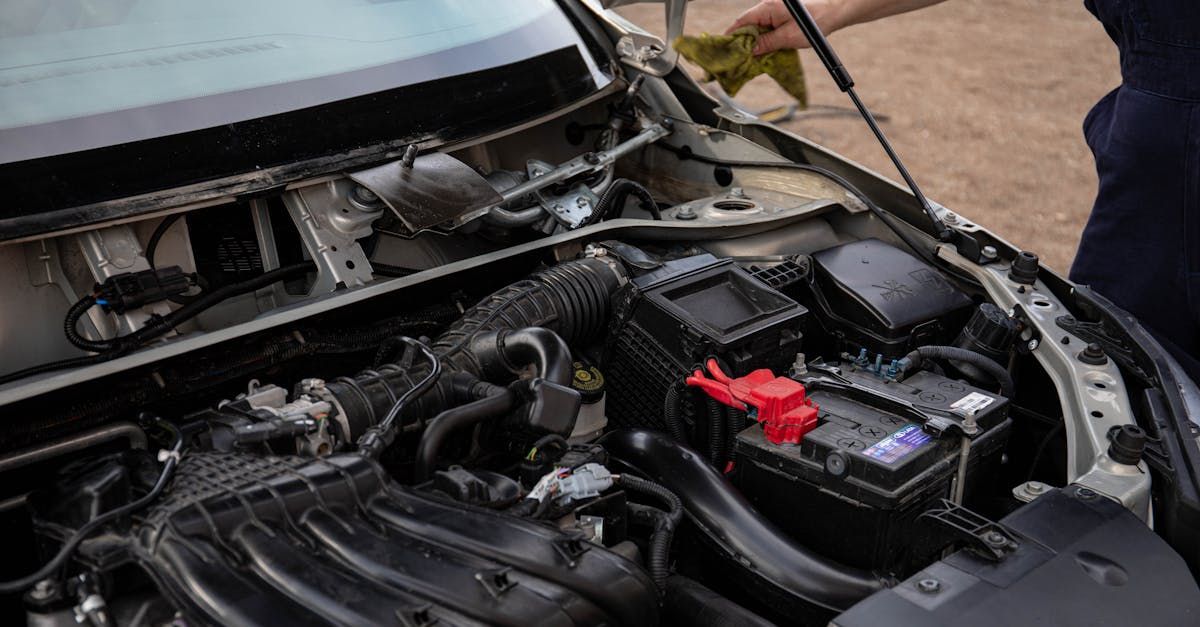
left=568, top=361, right=607, bottom=443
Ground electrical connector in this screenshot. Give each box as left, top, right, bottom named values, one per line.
left=94, top=266, right=190, bottom=314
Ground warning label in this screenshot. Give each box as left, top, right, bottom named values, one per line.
left=951, top=392, right=996, bottom=414
left=862, top=424, right=932, bottom=464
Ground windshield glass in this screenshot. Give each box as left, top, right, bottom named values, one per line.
left=0, top=0, right=609, bottom=163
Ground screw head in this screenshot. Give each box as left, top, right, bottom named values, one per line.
left=944, top=212, right=959, bottom=223
left=576, top=197, right=589, bottom=208
left=1026, top=481, right=1047, bottom=495
left=730, top=187, right=747, bottom=198
left=917, top=578, right=941, bottom=593
left=1077, top=487, right=1098, bottom=500
left=676, top=207, right=697, bottom=221
left=984, top=531, right=1007, bottom=546
left=1027, top=339, right=1040, bottom=351
left=981, top=245, right=998, bottom=260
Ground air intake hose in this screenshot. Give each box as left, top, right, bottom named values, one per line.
left=324, top=258, right=625, bottom=441
left=600, top=429, right=889, bottom=613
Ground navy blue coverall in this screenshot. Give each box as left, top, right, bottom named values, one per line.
left=1071, top=0, right=1200, bottom=379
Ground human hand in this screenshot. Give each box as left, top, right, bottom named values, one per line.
left=725, top=0, right=846, bottom=55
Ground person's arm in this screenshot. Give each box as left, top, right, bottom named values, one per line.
left=727, top=0, right=949, bottom=55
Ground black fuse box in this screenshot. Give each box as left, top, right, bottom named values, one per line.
left=733, top=366, right=1010, bottom=574
left=604, top=254, right=807, bottom=433
left=804, top=239, right=974, bottom=358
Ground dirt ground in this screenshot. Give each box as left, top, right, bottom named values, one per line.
left=615, top=0, right=1120, bottom=272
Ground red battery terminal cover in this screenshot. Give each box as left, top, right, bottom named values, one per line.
left=685, top=358, right=819, bottom=445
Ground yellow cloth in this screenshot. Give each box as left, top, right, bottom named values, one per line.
left=674, top=26, right=808, bottom=108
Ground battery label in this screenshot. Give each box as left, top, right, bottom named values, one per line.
left=951, top=392, right=996, bottom=413
left=862, top=424, right=932, bottom=464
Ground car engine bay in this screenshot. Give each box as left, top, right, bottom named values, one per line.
left=1, top=25, right=1197, bottom=625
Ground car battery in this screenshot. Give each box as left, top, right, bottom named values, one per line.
left=732, top=366, right=1010, bottom=574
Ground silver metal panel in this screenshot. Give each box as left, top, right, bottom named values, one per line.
left=349, top=153, right=503, bottom=232
left=937, top=244, right=1151, bottom=520
left=281, top=180, right=381, bottom=294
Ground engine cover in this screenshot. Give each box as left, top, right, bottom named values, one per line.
left=34, top=452, right=657, bottom=626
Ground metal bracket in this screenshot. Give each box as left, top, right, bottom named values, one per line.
left=527, top=160, right=601, bottom=228
left=604, top=0, right=692, bottom=75
left=615, top=32, right=677, bottom=76
left=1056, top=315, right=1154, bottom=384
left=281, top=180, right=382, bottom=295
left=937, top=245, right=1151, bottom=520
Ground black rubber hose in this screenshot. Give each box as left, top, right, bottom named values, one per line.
left=468, top=328, right=573, bottom=387
left=904, top=345, right=1016, bottom=398
left=587, top=178, right=662, bottom=224
left=432, top=257, right=623, bottom=375
left=705, top=397, right=726, bottom=467
left=662, top=382, right=687, bottom=443
left=0, top=415, right=183, bottom=594
left=664, top=575, right=775, bottom=627
left=64, top=294, right=112, bottom=353
left=357, top=338, right=443, bottom=459
left=327, top=258, right=622, bottom=446
left=617, top=473, right=684, bottom=592
left=413, top=386, right=516, bottom=481
left=600, top=430, right=888, bottom=612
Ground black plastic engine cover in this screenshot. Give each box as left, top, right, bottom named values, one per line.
left=833, top=486, right=1200, bottom=626
left=41, top=452, right=657, bottom=626
left=807, top=239, right=972, bottom=357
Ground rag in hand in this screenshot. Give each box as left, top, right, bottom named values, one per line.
left=674, top=26, right=808, bottom=107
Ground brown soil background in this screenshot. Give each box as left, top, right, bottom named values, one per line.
left=615, top=0, right=1121, bottom=272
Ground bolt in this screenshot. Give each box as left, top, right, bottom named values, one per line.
left=1077, top=487, right=1098, bottom=500
left=981, top=245, right=998, bottom=261
left=576, top=197, right=589, bottom=208
left=1027, top=339, right=1040, bottom=351
left=676, top=207, right=697, bottom=221
left=917, top=578, right=941, bottom=594
left=730, top=187, right=747, bottom=198
left=944, top=212, right=959, bottom=224
left=1025, top=481, right=1047, bottom=495
left=29, top=579, right=57, bottom=601
left=400, top=144, right=418, bottom=169
left=553, top=204, right=564, bottom=213
left=583, top=152, right=601, bottom=165
left=984, top=531, right=1007, bottom=546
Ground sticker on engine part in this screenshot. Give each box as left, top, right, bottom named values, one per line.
left=950, top=392, right=995, bottom=413
left=861, top=424, right=932, bottom=464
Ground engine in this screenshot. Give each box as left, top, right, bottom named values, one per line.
left=8, top=235, right=1044, bottom=626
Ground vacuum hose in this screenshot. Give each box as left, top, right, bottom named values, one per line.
left=600, top=429, right=888, bottom=613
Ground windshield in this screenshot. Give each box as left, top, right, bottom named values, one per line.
left=0, top=0, right=609, bottom=163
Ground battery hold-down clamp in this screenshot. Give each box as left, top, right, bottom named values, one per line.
left=686, top=358, right=818, bottom=445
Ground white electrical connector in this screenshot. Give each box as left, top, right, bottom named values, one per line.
left=525, top=463, right=613, bottom=505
